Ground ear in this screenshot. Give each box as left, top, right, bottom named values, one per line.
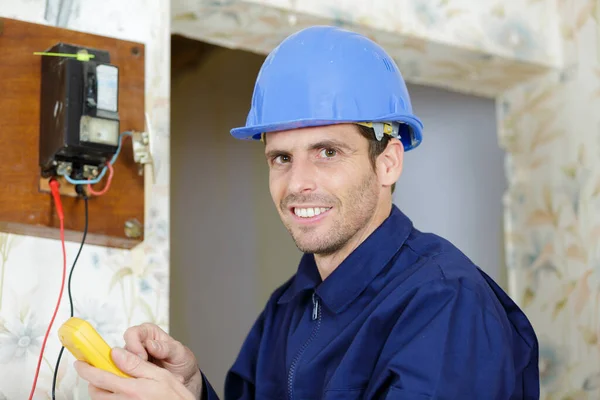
left=376, top=138, right=404, bottom=188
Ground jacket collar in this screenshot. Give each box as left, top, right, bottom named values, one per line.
left=277, top=205, right=413, bottom=313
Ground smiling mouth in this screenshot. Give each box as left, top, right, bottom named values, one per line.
left=292, top=207, right=332, bottom=219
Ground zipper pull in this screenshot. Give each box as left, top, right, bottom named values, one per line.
left=312, top=292, right=320, bottom=321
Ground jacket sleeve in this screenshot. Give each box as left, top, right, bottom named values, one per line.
left=371, top=276, right=522, bottom=400
left=200, top=371, right=220, bottom=400
left=199, top=309, right=268, bottom=400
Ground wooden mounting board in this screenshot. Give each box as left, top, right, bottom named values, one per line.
left=0, top=18, right=145, bottom=249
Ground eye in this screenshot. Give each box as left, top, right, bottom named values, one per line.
left=274, top=154, right=291, bottom=164
left=320, top=148, right=337, bottom=158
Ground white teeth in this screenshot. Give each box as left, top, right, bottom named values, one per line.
left=294, top=207, right=331, bottom=218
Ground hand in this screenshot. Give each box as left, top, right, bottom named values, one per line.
left=122, top=323, right=203, bottom=397
left=75, top=347, right=196, bottom=399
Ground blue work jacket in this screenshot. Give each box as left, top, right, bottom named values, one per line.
left=202, top=205, right=539, bottom=399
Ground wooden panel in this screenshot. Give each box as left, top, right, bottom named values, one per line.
left=0, top=18, right=145, bottom=248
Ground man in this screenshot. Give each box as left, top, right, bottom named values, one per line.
left=75, top=26, right=539, bottom=399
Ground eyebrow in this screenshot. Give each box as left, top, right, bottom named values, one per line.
left=308, top=139, right=353, bottom=152
left=265, top=139, right=353, bottom=159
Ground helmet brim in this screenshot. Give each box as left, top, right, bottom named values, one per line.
left=230, top=113, right=424, bottom=151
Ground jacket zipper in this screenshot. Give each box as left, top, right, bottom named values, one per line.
left=287, top=291, right=322, bottom=400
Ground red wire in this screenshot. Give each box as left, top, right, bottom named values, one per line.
left=88, top=162, right=114, bottom=196
left=29, top=179, right=66, bottom=399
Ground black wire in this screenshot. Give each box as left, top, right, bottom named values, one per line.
left=52, top=188, right=88, bottom=399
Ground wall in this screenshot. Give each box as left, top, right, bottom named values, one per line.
left=238, top=0, right=562, bottom=67
left=0, top=1, right=170, bottom=399
left=394, top=83, right=506, bottom=286
left=172, top=0, right=559, bottom=98
left=499, top=1, right=600, bottom=396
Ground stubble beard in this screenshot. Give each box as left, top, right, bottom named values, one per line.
left=281, top=171, right=380, bottom=256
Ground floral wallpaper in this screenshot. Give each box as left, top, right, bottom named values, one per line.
left=171, top=0, right=600, bottom=398
left=252, top=0, right=562, bottom=67
left=172, top=0, right=560, bottom=98
left=499, top=0, right=600, bottom=397
left=0, top=0, right=170, bottom=398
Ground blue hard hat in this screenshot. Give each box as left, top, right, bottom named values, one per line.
left=230, top=25, right=423, bottom=151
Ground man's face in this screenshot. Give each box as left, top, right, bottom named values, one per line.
left=265, top=124, right=381, bottom=255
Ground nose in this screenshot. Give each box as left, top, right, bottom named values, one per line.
left=287, top=157, right=317, bottom=194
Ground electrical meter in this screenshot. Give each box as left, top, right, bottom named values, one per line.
left=39, top=43, right=120, bottom=180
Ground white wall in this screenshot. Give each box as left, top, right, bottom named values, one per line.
left=170, top=44, right=504, bottom=396
left=394, top=84, right=505, bottom=286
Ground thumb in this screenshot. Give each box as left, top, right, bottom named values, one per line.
left=111, top=347, right=161, bottom=379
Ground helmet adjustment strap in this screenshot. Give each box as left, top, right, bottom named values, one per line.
left=356, top=122, right=401, bottom=141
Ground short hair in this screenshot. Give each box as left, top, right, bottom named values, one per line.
left=356, top=124, right=396, bottom=193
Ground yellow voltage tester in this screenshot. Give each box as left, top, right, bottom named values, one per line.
left=58, top=317, right=130, bottom=378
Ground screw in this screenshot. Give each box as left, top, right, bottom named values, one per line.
left=124, top=219, right=143, bottom=239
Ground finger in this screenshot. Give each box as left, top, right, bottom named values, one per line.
left=75, top=360, right=129, bottom=393
left=123, top=324, right=151, bottom=360
left=123, top=323, right=169, bottom=360
left=111, top=347, right=168, bottom=380
left=144, top=339, right=200, bottom=384
left=145, top=339, right=189, bottom=365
